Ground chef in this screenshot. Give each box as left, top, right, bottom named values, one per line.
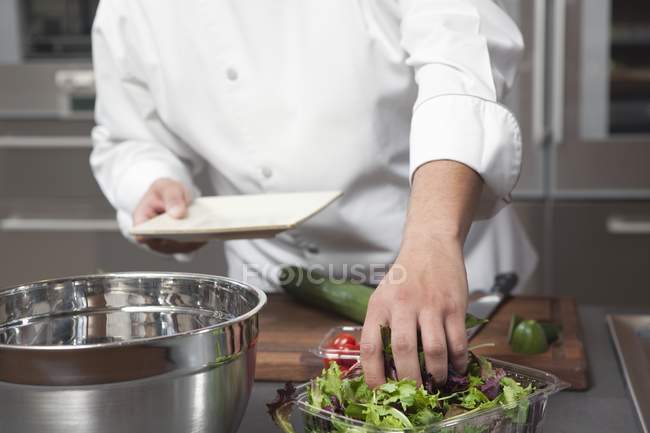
left=90, top=0, right=537, bottom=388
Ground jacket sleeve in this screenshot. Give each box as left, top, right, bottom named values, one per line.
left=400, top=0, right=524, bottom=218
left=90, top=1, right=203, bottom=236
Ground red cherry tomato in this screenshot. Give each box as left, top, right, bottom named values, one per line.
left=330, top=333, right=358, bottom=349
left=323, top=333, right=360, bottom=372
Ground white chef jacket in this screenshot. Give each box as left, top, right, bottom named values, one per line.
left=90, top=0, right=537, bottom=292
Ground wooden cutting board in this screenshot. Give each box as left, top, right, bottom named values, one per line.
left=255, top=294, right=588, bottom=389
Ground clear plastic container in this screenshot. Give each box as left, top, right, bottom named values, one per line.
left=314, top=325, right=362, bottom=362
left=285, top=358, right=567, bottom=433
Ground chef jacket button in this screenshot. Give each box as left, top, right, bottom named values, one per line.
left=261, top=166, right=273, bottom=179
left=226, top=68, right=239, bottom=81
left=306, top=243, right=319, bottom=254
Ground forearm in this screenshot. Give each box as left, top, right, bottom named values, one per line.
left=402, top=160, right=483, bottom=250
left=361, top=160, right=482, bottom=386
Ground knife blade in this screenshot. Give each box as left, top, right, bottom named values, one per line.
left=467, top=273, right=518, bottom=340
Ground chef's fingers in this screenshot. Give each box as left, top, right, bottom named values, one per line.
left=133, top=205, right=155, bottom=227
left=360, top=302, right=387, bottom=388
left=391, top=311, right=422, bottom=385
left=133, top=194, right=165, bottom=226
left=419, top=311, right=448, bottom=385
left=445, top=309, right=469, bottom=375
left=160, top=182, right=189, bottom=219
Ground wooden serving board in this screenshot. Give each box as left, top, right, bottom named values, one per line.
left=255, top=294, right=589, bottom=389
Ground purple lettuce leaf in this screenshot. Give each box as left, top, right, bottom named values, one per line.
left=444, top=367, right=470, bottom=394
left=480, top=367, right=506, bottom=400
left=330, top=395, right=344, bottom=415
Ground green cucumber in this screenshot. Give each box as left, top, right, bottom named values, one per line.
left=279, top=266, right=372, bottom=323
left=278, top=266, right=487, bottom=328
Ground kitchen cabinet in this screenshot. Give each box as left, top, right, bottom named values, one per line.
left=0, top=64, right=94, bottom=119
left=0, top=147, right=98, bottom=198
left=551, top=0, right=650, bottom=196
left=550, top=201, right=650, bottom=305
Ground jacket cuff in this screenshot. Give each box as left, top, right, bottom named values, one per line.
left=409, top=94, right=522, bottom=219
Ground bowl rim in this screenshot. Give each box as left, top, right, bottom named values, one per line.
left=0, top=271, right=268, bottom=351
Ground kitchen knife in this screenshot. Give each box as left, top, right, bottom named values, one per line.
left=467, top=273, right=518, bottom=340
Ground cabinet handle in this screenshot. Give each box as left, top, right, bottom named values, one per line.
left=606, top=216, right=650, bottom=235
left=54, top=70, right=95, bottom=92
left=0, top=218, right=118, bottom=232
left=550, top=0, right=566, bottom=146
left=54, top=69, right=95, bottom=119
left=532, top=0, right=547, bottom=148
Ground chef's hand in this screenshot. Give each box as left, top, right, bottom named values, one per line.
left=133, top=177, right=206, bottom=254
left=360, top=160, right=481, bottom=388
left=360, top=239, right=469, bottom=387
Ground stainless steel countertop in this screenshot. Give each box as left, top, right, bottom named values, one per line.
left=239, top=305, right=647, bottom=433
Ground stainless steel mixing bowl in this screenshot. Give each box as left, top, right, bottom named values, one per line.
left=0, top=272, right=267, bottom=433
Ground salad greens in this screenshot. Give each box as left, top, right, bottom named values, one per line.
left=303, top=353, right=532, bottom=431
left=268, top=316, right=535, bottom=432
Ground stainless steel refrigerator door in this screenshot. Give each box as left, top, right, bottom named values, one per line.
left=500, top=0, right=548, bottom=198
left=0, top=0, right=21, bottom=63
left=549, top=0, right=650, bottom=197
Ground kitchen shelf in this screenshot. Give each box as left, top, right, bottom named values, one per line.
left=0, top=217, right=118, bottom=232
left=0, top=135, right=91, bottom=149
